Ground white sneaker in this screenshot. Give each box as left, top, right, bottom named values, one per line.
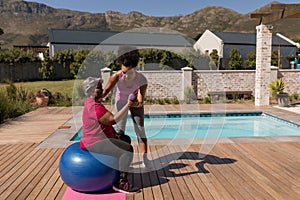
left=141, top=160, right=154, bottom=169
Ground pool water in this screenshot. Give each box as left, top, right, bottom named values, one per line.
left=72, top=112, right=300, bottom=140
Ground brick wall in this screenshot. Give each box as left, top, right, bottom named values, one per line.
left=192, top=70, right=255, bottom=99
left=101, top=69, right=300, bottom=101
left=279, top=70, right=300, bottom=94
left=141, top=71, right=182, bottom=99
left=141, top=69, right=300, bottom=100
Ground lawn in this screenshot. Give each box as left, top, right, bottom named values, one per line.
left=0, top=80, right=75, bottom=97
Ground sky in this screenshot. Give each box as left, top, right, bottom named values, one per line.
left=25, top=0, right=299, bottom=17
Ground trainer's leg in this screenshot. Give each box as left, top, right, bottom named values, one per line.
left=115, top=102, right=128, bottom=133
left=130, top=106, right=152, bottom=168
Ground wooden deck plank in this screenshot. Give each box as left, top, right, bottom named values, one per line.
left=211, top=144, right=274, bottom=200
left=166, top=145, right=195, bottom=200
left=178, top=146, right=228, bottom=199
left=0, top=148, right=48, bottom=199
left=147, top=146, right=164, bottom=200
left=0, top=144, right=34, bottom=176
left=140, top=171, right=154, bottom=200
left=0, top=146, right=41, bottom=193
left=159, top=145, right=186, bottom=200
left=0, top=144, right=19, bottom=157
left=16, top=148, right=62, bottom=200
left=169, top=145, right=203, bottom=200
left=7, top=148, right=56, bottom=200
left=35, top=167, right=61, bottom=199
left=235, top=143, right=300, bottom=198
left=188, top=145, right=252, bottom=200
left=0, top=142, right=299, bottom=199
left=234, top=144, right=298, bottom=195
left=25, top=149, right=63, bottom=200
left=130, top=145, right=144, bottom=200
left=225, top=143, right=287, bottom=199
left=180, top=144, right=235, bottom=200
left=290, top=142, right=300, bottom=150
left=0, top=144, right=10, bottom=152
left=253, top=142, right=300, bottom=186
left=46, top=172, right=66, bottom=199
left=154, top=145, right=174, bottom=200
left=55, top=184, right=68, bottom=200
left=175, top=145, right=216, bottom=200
left=139, top=145, right=157, bottom=200
left=127, top=144, right=139, bottom=200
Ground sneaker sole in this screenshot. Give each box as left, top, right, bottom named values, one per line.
left=112, top=186, right=140, bottom=194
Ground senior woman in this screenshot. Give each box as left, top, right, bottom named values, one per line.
left=80, top=77, right=140, bottom=194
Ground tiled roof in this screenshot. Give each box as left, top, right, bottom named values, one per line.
left=48, top=28, right=193, bottom=47
left=213, top=31, right=295, bottom=46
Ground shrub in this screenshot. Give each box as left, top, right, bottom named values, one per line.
left=229, top=48, right=242, bottom=70
left=171, top=97, right=180, bottom=104
left=184, top=86, right=196, bottom=104
left=290, top=92, right=299, bottom=101
left=157, top=99, right=165, bottom=105
left=209, top=49, right=219, bottom=69
left=0, top=48, right=40, bottom=64
left=271, top=49, right=279, bottom=67
left=163, top=98, right=171, bottom=104
left=39, top=52, right=54, bottom=79
left=0, top=91, right=10, bottom=123
left=245, top=51, right=256, bottom=69
left=269, top=78, right=286, bottom=97
left=48, top=94, right=72, bottom=106
left=0, top=83, right=35, bottom=124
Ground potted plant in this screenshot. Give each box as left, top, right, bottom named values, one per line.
left=35, top=88, right=51, bottom=107
left=269, top=78, right=289, bottom=107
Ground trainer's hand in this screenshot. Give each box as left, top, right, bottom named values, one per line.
left=129, top=101, right=143, bottom=108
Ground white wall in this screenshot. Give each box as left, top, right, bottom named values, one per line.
left=193, top=30, right=223, bottom=58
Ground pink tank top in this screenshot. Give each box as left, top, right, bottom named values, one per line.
left=115, top=70, right=146, bottom=103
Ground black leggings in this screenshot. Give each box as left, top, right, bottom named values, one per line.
left=84, top=138, right=133, bottom=180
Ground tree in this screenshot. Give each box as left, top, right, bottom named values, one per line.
left=245, top=51, right=256, bottom=69
left=209, top=49, right=219, bottom=70
left=229, top=48, right=242, bottom=70
left=0, top=28, right=4, bottom=48
left=271, top=49, right=279, bottom=67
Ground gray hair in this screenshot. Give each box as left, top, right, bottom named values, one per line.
left=82, top=77, right=103, bottom=97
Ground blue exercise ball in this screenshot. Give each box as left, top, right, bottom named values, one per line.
left=59, top=142, right=120, bottom=193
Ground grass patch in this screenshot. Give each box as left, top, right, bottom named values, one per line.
left=0, top=80, right=75, bottom=97
left=0, top=80, right=75, bottom=123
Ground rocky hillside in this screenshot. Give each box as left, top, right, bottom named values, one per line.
left=0, top=0, right=299, bottom=48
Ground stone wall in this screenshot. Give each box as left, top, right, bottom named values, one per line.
left=193, top=70, right=256, bottom=99
left=143, top=71, right=182, bottom=99
left=100, top=69, right=300, bottom=101
left=279, top=70, right=300, bottom=94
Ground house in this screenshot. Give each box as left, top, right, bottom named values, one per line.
left=193, top=30, right=298, bottom=69
left=48, top=28, right=193, bottom=58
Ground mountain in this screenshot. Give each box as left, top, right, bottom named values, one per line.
left=0, top=0, right=299, bottom=48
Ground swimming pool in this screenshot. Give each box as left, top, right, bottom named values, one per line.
left=72, top=112, right=300, bottom=141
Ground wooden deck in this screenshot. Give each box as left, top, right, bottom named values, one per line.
left=1, top=105, right=300, bottom=199
left=1, top=142, right=300, bottom=200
